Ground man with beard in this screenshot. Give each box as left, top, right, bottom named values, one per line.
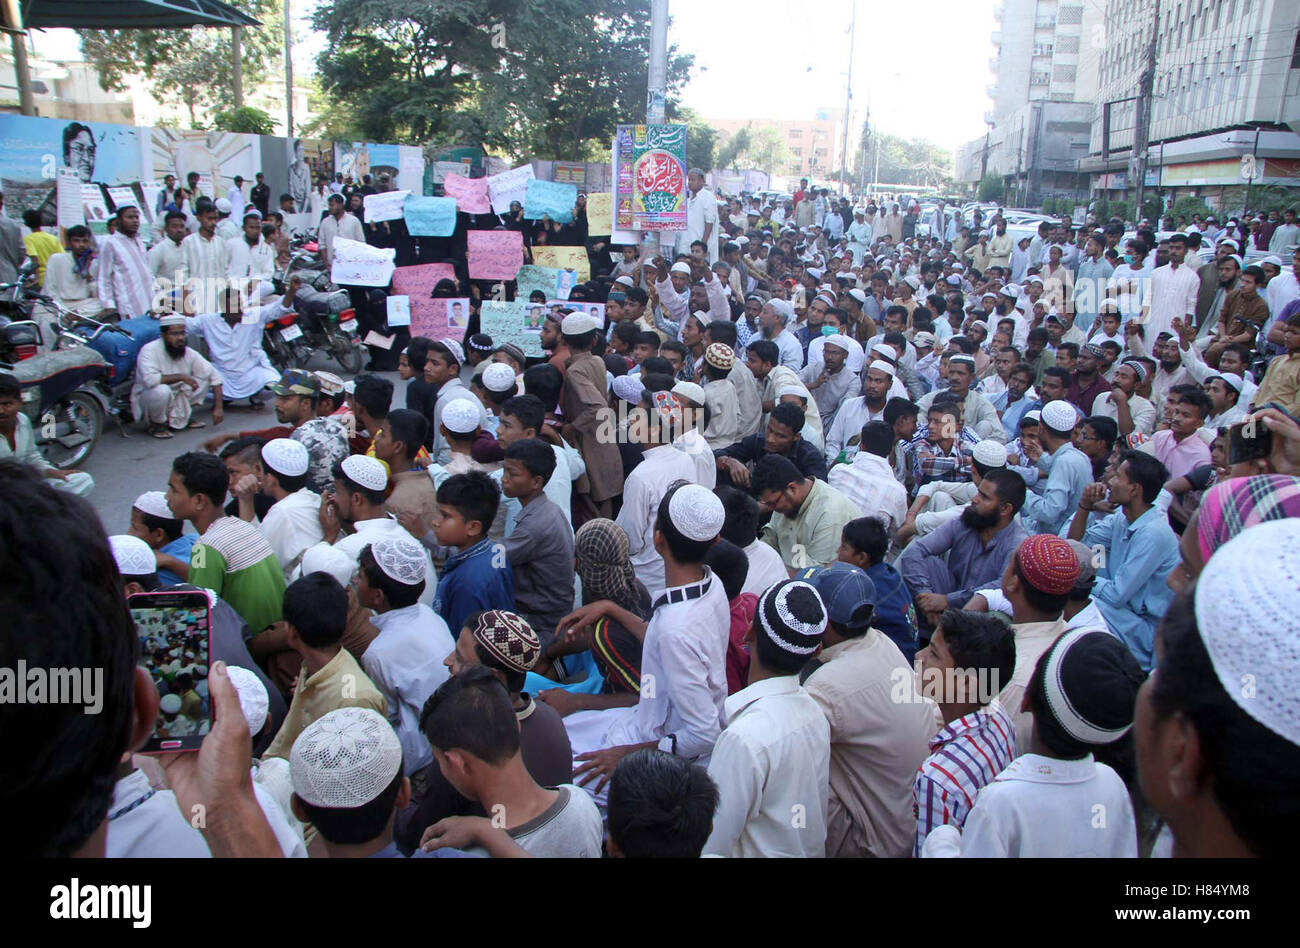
left=991, top=361, right=1037, bottom=441
left=825, top=360, right=895, bottom=464
left=897, top=468, right=1028, bottom=634
left=131, top=314, right=225, bottom=438
left=183, top=277, right=300, bottom=407
left=1064, top=343, right=1111, bottom=417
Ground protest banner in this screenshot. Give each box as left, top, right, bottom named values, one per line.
left=467, top=230, right=524, bottom=280
left=443, top=173, right=491, bottom=215
left=391, top=263, right=459, bottom=339
left=586, top=192, right=613, bottom=237
left=403, top=196, right=458, bottom=236
left=613, top=124, right=687, bottom=231
left=330, top=237, right=396, bottom=287
left=515, top=264, right=565, bottom=303
left=531, top=245, right=590, bottom=283
left=486, top=164, right=535, bottom=215
left=363, top=189, right=409, bottom=223
left=480, top=300, right=544, bottom=358
left=56, top=169, right=83, bottom=229
left=523, top=179, right=578, bottom=223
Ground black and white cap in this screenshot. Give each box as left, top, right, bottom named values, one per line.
left=756, top=579, right=827, bottom=656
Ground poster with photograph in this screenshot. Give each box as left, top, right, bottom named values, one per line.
left=481, top=300, right=544, bottom=358
left=386, top=295, right=411, bottom=327
left=531, top=245, right=590, bottom=282
left=392, top=263, right=459, bottom=339
left=546, top=300, right=606, bottom=329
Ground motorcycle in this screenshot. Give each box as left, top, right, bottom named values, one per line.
left=0, top=290, right=116, bottom=469
left=265, top=232, right=364, bottom=374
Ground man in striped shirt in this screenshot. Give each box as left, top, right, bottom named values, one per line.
left=97, top=204, right=153, bottom=318
left=912, top=609, right=1017, bottom=856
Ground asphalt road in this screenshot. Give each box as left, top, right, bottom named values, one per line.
left=80, top=351, right=407, bottom=535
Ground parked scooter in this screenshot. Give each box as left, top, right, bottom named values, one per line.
left=0, top=293, right=116, bottom=469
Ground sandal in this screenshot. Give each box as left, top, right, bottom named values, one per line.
left=149, top=426, right=175, bottom=439
left=184, top=420, right=206, bottom=430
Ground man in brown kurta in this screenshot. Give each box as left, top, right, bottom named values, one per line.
left=559, top=313, right=621, bottom=525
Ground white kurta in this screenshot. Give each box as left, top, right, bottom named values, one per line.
left=148, top=237, right=187, bottom=296
left=130, top=338, right=225, bottom=428
left=614, top=443, right=698, bottom=599
left=183, top=300, right=288, bottom=399
left=181, top=232, right=230, bottom=312
left=258, top=488, right=324, bottom=580
left=226, top=235, right=276, bottom=281
left=42, top=253, right=102, bottom=316
left=0, top=413, right=95, bottom=495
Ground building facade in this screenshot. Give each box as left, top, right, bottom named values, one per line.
left=1082, top=0, right=1300, bottom=213
left=709, top=110, right=847, bottom=182
left=956, top=0, right=1101, bottom=206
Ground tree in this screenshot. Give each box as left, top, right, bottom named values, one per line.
left=978, top=173, right=1004, bottom=203
left=715, top=128, right=751, bottom=170
left=80, top=0, right=283, bottom=128
left=213, top=106, right=276, bottom=135
left=668, top=105, right=716, bottom=174
left=310, top=0, right=693, bottom=159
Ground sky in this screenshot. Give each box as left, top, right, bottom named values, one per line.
left=26, top=0, right=997, bottom=153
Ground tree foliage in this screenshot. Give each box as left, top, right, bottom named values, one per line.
left=213, top=106, right=276, bottom=135
left=310, top=0, right=693, bottom=159
left=978, top=173, right=1004, bottom=202
left=715, top=126, right=792, bottom=174
left=79, top=0, right=283, bottom=128
left=857, top=121, right=954, bottom=190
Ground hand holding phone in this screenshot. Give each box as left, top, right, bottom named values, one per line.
left=130, top=590, right=213, bottom=753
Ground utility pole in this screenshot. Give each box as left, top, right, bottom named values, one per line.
left=1132, top=0, right=1160, bottom=222
left=839, top=1, right=856, bottom=196
left=8, top=27, right=34, bottom=115
left=232, top=27, right=244, bottom=108
left=284, top=0, right=294, bottom=136
left=648, top=0, right=668, bottom=125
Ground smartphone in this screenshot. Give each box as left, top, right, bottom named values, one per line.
left=129, top=590, right=213, bottom=753
left=1226, top=421, right=1272, bottom=465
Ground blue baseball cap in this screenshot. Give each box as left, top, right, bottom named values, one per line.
left=795, top=562, right=876, bottom=631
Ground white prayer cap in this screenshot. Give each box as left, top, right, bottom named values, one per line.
left=481, top=362, right=517, bottom=394
left=669, top=261, right=692, bottom=275
left=671, top=380, right=706, bottom=407
left=109, top=534, right=156, bottom=578
left=1040, top=399, right=1078, bottom=433
left=560, top=312, right=598, bottom=335
left=767, top=299, right=794, bottom=321
left=1024, top=409, right=1042, bottom=423
left=158, top=313, right=187, bottom=327
left=946, top=274, right=962, bottom=286
left=133, top=490, right=176, bottom=521
left=847, top=288, right=867, bottom=303
left=214, top=197, right=233, bottom=214
left=1216, top=236, right=1240, bottom=248
left=822, top=334, right=852, bottom=354
left=866, top=359, right=897, bottom=378
left=1261, top=255, right=1284, bottom=267
left=777, top=384, right=809, bottom=401
left=612, top=374, right=644, bottom=405
left=1212, top=371, right=1245, bottom=393
left=438, top=338, right=466, bottom=366
left=340, top=454, right=388, bottom=492
left=290, top=707, right=403, bottom=808
left=903, top=275, right=921, bottom=290
left=980, top=291, right=998, bottom=300
left=261, top=438, right=309, bottom=478
left=1027, top=276, right=1044, bottom=285
left=315, top=371, right=345, bottom=397
left=951, top=263, right=965, bottom=272
left=972, top=440, right=1008, bottom=468
left=299, top=544, right=356, bottom=588
left=949, top=354, right=976, bottom=369
left=160, top=694, right=182, bottom=714
left=614, top=274, right=636, bottom=287
left=870, top=342, right=896, bottom=360
left=734, top=235, right=749, bottom=246
left=1000, top=284, right=1021, bottom=299
left=1195, top=519, right=1300, bottom=746
left=667, top=483, right=725, bottom=542
left=369, top=536, right=427, bottom=586
left=225, top=665, right=269, bottom=735
left=806, top=267, right=824, bottom=279
left=1226, top=254, right=1243, bottom=268
left=912, top=331, right=937, bottom=349
left=441, top=398, right=481, bottom=435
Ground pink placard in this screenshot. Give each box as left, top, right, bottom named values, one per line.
left=467, top=229, right=524, bottom=281
left=443, top=173, right=491, bottom=215
left=391, top=263, right=458, bottom=338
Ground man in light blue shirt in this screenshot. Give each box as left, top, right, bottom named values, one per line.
left=1017, top=400, right=1092, bottom=536
left=1067, top=450, right=1179, bottom=671
left=1074, top=233, right=1115, bottom=336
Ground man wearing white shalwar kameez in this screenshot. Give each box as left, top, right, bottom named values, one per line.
left=183, top=279, right=299, bottom=401
left=131, top=314, right=225, bottom=434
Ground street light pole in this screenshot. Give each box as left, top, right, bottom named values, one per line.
left=1132, top=0, right=1160, bottom=222
left=648, top=0, right=668, bottom=125
left=284, top=0, right=294, bottom=137
left=839, top=0, right=856, bottom=197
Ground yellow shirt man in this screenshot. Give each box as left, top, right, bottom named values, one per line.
left=24, top=230, right=62, bottom=284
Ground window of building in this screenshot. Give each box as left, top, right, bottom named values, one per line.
left=791, top=147, right=803, bottom=156
left=788, top=128, right=803, bottom=138
left=1057, top=35, right=1079, bottom=53
left=1058, top=5, right=1083, bottom=24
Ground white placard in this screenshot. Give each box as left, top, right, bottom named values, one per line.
left=363, top=331, right=395, bottom=349
left=330, top=236, right=396, bottom=288
left=386, top=294, right=411, bottom=327
left=56, top=169, right=83, bottom=230
left=486, top=164, right=535, bottom=215
left=363, top=189, right=409, bottom=223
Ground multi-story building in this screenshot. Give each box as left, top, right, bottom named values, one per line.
left=709, top=110, right=846, bottom=183
left=955, top=0, right=1101, bottom=206
left=1082, top=0, right=1300, bottom=214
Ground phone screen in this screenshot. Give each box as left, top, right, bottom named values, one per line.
left=130, top=591, right=212, bottom=752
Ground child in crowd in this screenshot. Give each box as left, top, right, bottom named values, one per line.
left=433, top=471, right=513, bottom=637
left=836, top=517, right=919, bottom=661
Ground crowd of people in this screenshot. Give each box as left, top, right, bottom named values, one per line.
left=5, top=173, right=1300, bottom=861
